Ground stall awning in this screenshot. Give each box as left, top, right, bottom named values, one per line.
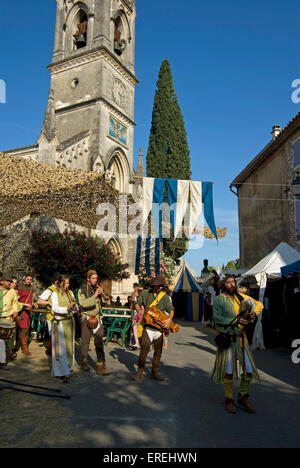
left=281, top=259, right=300, bottom=276
left=243, top=242, right=300, bottom=279
left=171, top=262, right=203, bottom=293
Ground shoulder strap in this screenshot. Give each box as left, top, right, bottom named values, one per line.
left=149, top=291, right=166, bottom=308
left=23, top=287, right=33, bottom=305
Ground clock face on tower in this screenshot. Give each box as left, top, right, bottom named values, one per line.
left=112, top=78, right=126, bottom=107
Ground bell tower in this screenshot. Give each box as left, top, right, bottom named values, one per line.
left=40, top=0, right=138, bottom=194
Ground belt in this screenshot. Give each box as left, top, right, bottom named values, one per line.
left=81, top=305, right=98, bottom=313
left=53, top=316, right=73, bottom=322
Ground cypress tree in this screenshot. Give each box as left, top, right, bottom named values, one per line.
left=146, top=59, right=191, bottom=262
left=146, top=59, right=191, bottom=180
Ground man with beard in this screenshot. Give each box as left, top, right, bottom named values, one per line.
left=78, top=270, right=112, bottom=375
left=212, top=275, right=263, bottom=414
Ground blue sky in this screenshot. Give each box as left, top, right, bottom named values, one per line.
left=1, top=0, right=300, bottom=275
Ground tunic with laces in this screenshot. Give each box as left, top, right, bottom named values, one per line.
left=211, top=293, right=264, bottom=384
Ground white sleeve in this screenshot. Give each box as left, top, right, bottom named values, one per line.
left=51, top=292, right=68, bottom=315
left=39, top=289, right=51, bottom=301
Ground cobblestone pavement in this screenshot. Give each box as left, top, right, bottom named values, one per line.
left=1, top=322, right=299, bottom=448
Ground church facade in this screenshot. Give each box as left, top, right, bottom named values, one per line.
left=2, top=0, right=144, bottom=298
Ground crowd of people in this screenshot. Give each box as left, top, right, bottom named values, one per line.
left=0, top=270, right=174, bottom=383
left=0, top=268, right=265, bottom=414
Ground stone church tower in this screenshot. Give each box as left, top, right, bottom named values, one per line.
left=2, top=0, right=144, bottom=298
left=40, top=0, right=138, bottom=188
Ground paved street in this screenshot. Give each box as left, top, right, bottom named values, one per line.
left=1, top=322, right=299, bottom=448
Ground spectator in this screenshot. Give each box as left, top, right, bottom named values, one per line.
left=0, top=272, right=18, bottom=369
left=124, top=296, right=134, bottom=308
left=17, top=274, right=38, bottom=356
left=130, top=284, right=143, bottom=350
left=203, top=293, right=213, bottom=327
left=10, top=276, right=18, bottom=290
left=114, top=296, right=123, bottom=308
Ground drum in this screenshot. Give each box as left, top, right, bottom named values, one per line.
left=0, top=319, right=16, bottom=341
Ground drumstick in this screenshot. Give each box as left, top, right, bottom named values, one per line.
left=0, top=378, right=62, bottom=393
left=0, top=385, right=70, bottom=399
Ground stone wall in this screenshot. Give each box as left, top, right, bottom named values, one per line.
left=0, top=214, right=60, bottom=280
left=237, top=144, right=289, bottom=268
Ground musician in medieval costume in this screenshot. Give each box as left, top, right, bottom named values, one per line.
left=211, top=275, right=264, bottom=414
left=17, top=274, right=38, bottom=356
left=0, top=272, right=18, bottom=369
left=49, top=275, right=77, bottom=383
left=132, top=274, right=174, bottom=381
left=37, top=272, right=61, bottom=357
left=78, top=270, right=112, bottom=376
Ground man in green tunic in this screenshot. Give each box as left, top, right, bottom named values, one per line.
left=78, top=270, right=112, bottom=375
left=212, top=276, right=264, bottom=414
left=132, top=274, right=174, bottom=381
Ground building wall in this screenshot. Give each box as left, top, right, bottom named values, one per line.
left=237, top=144, right=289, bottom=268
left=286, top=128, right=300, bottom=253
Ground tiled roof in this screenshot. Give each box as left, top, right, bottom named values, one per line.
left=230, top=111, right=300, bottom=188
left=2, top=144, right=38, bottom=154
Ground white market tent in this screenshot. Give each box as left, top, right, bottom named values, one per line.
left=243, top=242, right=300, bottom=283
left=241, top=242, right=300, bottom=351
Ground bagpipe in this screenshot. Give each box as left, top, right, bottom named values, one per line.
left=143, top=305, right=179, bottom=335
left=214, top=289, right=256, bottom=351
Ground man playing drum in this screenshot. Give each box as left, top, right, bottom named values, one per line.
left=0, top=272, right=18, bottom=369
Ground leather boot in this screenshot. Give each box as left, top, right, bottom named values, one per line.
left=151, top=369, right=165, bottom=381
left=132, top=367, right=144, bottom=381
left=225, top=398, right=237, bottom=414
left=97, top=362, right=112, bottom=376
left=81, top=358, right=90, bottom=372
left=238, top=393, right=255, bottom=413
left=45, top=338, right=52, bottom=356
left=20, top=336, right=31, bottom=355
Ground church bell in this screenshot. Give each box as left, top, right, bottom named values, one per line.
left=75, top=34, right=86, bottom=49
left=114, top=41, right=123, bottom=56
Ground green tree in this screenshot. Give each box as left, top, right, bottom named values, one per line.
left=146, top=59, right=191, bottom=262
left=25, top=229, right=130, bottom=289
left=146, top=59, right=191, bottom=180
left=224, top=259, right=241, bottom=270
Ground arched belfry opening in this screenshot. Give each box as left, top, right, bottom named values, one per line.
left=64, top=4, right=89, bottom=53
left=73, top=9, right=88, bottom=49
left=112, top=10, right=131, bottom=57
left=114, top=16, right=126, bottom=56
